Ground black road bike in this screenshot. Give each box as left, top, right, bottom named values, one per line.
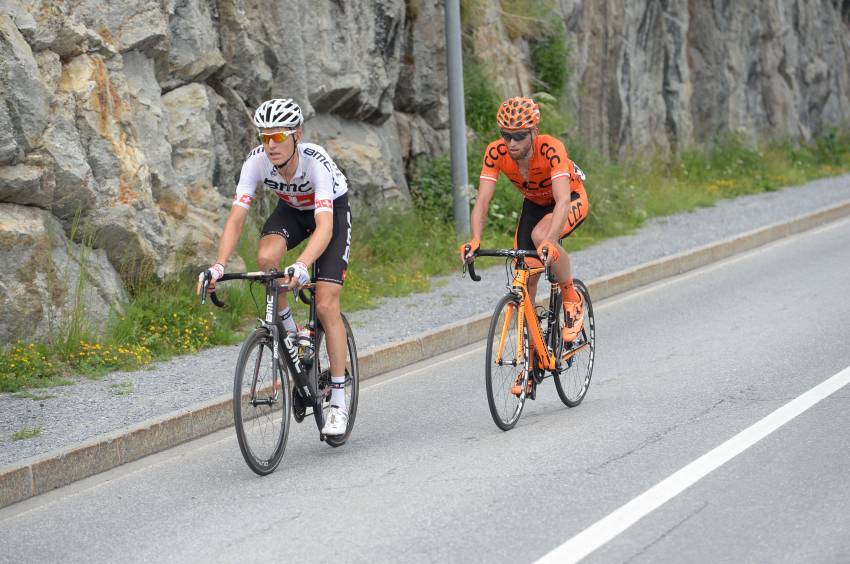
left=201, top=268, right=359, bottom=475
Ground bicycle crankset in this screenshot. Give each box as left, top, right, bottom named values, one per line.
left=292, top=386, right=307, bottom=423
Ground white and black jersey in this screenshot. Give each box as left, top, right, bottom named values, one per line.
left=233, top=142, right=348, bottom=214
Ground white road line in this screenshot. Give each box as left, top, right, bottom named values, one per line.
left=535, top=364, right=850, bottom=564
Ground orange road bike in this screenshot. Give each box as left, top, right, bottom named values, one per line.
left=464, top=248, right=595, bottom=430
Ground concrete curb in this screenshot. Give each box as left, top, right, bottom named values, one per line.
left=3, top=199, right=850, bottom=509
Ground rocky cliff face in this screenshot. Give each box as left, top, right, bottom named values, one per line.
left=2, top=0, right=849, bottom=343
left=557, top=0, right=850, bottom=154
left=0, top=0, right=449, bottom=342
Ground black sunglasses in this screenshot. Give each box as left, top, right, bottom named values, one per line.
left=500, top=130, right=531, bottom=142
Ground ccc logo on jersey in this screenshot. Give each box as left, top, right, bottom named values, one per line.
left=539, top=143, right=562, bottom=167
left=484, top=142, right=509, bottom=168
left=510, top=177, right=552, bottom=192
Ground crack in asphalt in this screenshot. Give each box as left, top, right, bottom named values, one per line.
left=623, top=500, right=710, bottom=563
left=585, top=399, right=729, bottom=475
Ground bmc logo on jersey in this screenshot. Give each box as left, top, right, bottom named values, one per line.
left=264, top=179, right=311, bottom=192
left=303, top=147, right=334, bottom=173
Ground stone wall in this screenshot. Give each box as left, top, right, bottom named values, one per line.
left=559, top=0, right=850, bottom=155
left=0, top=0, right=449, bottom=343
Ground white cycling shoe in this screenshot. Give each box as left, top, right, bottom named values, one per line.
left=321, top=405, right=348, bottom=436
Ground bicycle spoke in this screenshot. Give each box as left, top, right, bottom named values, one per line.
left=233, top=330, right=290, bottom=475
left=553, top=280, right=596, bottom=407
left=486, top=296, right=527, bottom=430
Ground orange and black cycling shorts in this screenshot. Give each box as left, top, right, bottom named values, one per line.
left=514, top=187, right=588, bottom=268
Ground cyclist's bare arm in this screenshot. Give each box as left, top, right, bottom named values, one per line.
left=196, top=205, right=248, bottom=295
left=216, top=205, right=249, bottom=267
left=469, top=178, right=497, bottom=241
left=543, top=175, right=572, bottom=244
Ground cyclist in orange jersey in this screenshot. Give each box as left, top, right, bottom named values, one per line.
left=460, top=96, right=589, bottom=342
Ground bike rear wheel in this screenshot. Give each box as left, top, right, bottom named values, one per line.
left=233, top=328, right=292, bottom=475
left=314, top=314, right=359, bottom=447
left=552, top=279, right=596, bottom=407
left=485, top=294, right=529, bottom=431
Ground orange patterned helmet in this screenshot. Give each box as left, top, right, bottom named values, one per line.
left=496, top=97, right=540, bottom=130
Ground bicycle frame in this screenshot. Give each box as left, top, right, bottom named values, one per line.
left=467, top=250, right=590, bottom=376
left=202, top=271, right=324, bottom=429
left=500, top=263, right=556, bottom=371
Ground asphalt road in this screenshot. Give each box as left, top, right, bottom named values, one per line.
left=2, top=217, right=849, bottom=564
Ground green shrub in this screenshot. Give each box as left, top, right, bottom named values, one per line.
left=0, top=342, right=66, bottom=392
left=409, top=155, right=454, bottom=222
left=530, top=24, right=569, bottom=99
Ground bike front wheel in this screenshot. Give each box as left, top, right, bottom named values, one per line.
left=553, top=279, right=596, bottom=407
left=314, top=314, right=359, bottom=447
left=233, top=328, right=292, bottom=475
left=485, top=294, right=529, bottom=431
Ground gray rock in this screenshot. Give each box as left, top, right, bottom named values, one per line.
left=123, top=50, right=183, bottom=218
left=161, top=0, right=225, bottom=90
left=308, top=112, right=410, bottom=212
left=0, top=203, right=126, bottom=344
left=0, top=153, right=54, bottom=208
left=395, top=111, right=450, bottom=175
left=563, top=1, right=850, bottom=155
left=395, top=0, right=450, bottom=128
left=0, top=14, right=50, bottom=158
left=62, top=0, right=169, bottom=56
left=41, top=92, right=99, bottom=223
left=0, top=101, right=18, bottom=165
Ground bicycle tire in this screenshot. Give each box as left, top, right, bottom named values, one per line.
left=314, top=314, right=359, bottom=447
left=233, top=328, right=292, bottom=475
left=552, top=279, right=595, bottom=407
left=485, top=294, right=528, bottom=431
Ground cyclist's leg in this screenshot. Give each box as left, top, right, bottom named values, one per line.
left=314, top=203, right=351, bottom=377
left=530, top=187, right=588, bottom=286
left=531, top=188, right=589, bottom=341
left=258, top=202, right=309, bottom=326
left=516, top=198, right=552, bottom=301
left=314, top=201, right=352, bottom=434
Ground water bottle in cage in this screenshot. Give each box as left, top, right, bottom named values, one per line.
left=297, top=322, right=314, bottom=365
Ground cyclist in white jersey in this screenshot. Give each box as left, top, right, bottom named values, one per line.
left=197, top=98, right=352, bottom=435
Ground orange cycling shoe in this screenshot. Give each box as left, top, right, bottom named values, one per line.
left=562, top=294, right=584, bottom=344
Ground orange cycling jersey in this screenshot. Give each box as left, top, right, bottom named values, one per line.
left=479, top=134, right=574, bottom=206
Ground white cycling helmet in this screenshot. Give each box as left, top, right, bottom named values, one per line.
left=253, top=98, right=304, bottom=129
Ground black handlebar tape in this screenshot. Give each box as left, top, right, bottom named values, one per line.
left=298, top=289, right=313, bottom=304
left=468, top=260, right=481, bottom=282
left=210, top=292, right=226, bottom=308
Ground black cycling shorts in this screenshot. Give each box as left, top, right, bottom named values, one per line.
left=514, top=191, right=587, bottom=264
left=261, top=193, right=352, bottom=285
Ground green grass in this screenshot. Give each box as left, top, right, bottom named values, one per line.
left=13, top=391, right=57, bottom=401
left=12, top=426, right=42, bottom=441
left=109, top=381, right=134, bottom=396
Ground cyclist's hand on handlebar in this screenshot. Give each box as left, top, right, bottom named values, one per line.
left=283, top=261, right=310, bottom=291
left=196, top=263, right=224, bottom=295
left=459, top=238, right=480, bottom=263
left=536, top=240, right=561, bottom=265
